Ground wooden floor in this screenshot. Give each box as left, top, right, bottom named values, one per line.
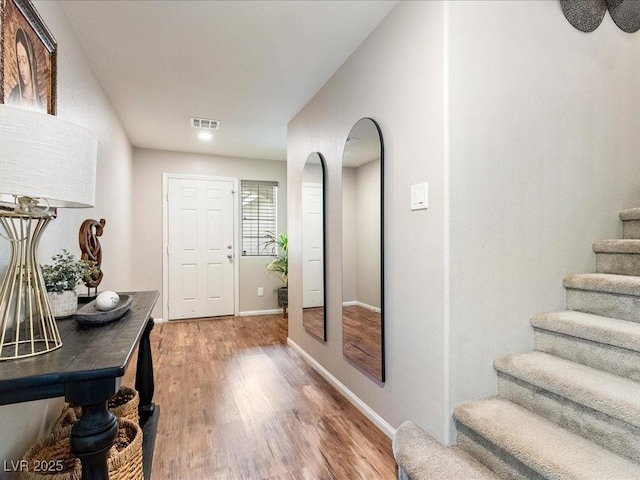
left=123, top=314, right=396, bottom=480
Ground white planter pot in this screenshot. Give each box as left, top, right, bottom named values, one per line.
left=48, top=290, right=78, bottom=319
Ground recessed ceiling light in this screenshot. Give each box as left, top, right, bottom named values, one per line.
left=198, top=131, right=213, bottom=141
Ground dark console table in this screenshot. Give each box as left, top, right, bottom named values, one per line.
left=0, top=290, right=159, bottom=480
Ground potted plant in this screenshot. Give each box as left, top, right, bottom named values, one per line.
left=261, top=231, right=288, bottom=309
left=41, top=250, right=97, bottom=318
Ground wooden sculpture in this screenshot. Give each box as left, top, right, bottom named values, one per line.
left=79, top=218, right=106, bottom=298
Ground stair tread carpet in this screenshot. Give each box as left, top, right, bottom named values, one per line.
left=531, top=310, right=640, bottom=353
left=620, top=208, right=640, bottom=221
left=563, top=273, right=640, bottom=296
left=453, top=397, right=640, bottom=479
left=393, top=420, right=500, bottom=480
left=593, top=239, right=640, bottom=254
left=494, top=351, right=640, bottom=427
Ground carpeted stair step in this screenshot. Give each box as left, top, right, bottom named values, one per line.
left=531, top=310, right=640, bottom=381
left=494, top=351, right=640, bottom=462
left=393, top=420, right=500, bottom=480
left=563, top=273, right=640, bottom=322
left=620, top=208, right=640, bottom=239
left=453, top=397, right=640, bottom=480
left=593, top=239, right=640, bottom=276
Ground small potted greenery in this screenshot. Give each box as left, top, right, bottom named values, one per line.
left=261, top=231, right=288, bottom=309
left=42, top=250, right=97, bottom=318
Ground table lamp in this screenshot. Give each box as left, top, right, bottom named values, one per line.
left=0, top=105, right=97, bottom=360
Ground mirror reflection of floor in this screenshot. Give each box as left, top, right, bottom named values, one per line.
left=343, top=305, right=383, bottom=380
left=303, top=306, right=324, bottom=340
left=123, top=314, right=395, bottom=479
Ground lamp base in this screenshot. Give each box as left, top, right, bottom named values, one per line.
left=0, top=209, right=62, bottom=360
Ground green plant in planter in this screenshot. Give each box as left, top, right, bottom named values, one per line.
left=261, top=231, right=288, bottom=286
left=41, top=249, right=97, bottom=293
left=261, top=232, right=288, bottom=309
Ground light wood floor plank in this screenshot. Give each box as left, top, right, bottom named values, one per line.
left=123, top=314, right=396, bottom=479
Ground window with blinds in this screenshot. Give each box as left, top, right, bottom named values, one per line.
left=241, top=180, right=278, bottom=256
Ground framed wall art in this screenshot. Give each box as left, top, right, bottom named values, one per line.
left=0, top=0, right=56, bottom=115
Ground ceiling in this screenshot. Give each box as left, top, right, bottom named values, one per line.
left=61, top=1, right=398, bottom=161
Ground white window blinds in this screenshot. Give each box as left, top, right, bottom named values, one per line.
left=241, top=180, right=278, bottom=256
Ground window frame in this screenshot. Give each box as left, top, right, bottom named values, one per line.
left=240, top=180, right=278, bottom=257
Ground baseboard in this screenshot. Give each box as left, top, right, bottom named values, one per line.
left=153, top=317, right=166, bottom=324
left=342, top=301, right=381, bottom=313
left=239, top=308, right=283, bottom=317
left=287, top=337, right=395, bottom=439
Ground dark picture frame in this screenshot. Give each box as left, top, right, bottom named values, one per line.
left=0, top=0, right=56, bottom=115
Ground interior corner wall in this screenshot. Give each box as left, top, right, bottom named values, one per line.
left=131, top=148, right=287, bottom=319
left=0, top=1, right=133, bottom=469
left=448, top=0, right=640, bottom=438
left=287, top=1, right=449, bottom=442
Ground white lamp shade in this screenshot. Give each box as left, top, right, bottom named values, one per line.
left=0, top=105, right=97, bottom=208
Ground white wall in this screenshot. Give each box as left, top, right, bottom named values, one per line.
left=131, top=148, right=287, bottom=318
left=288, top=1, right=449, bottom=441
left=0, top=1, right=133, bottom=469
left=448, top=0, right=640, bottom=436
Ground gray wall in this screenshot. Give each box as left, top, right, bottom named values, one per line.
left=342, top=160, right=381, bottom=309
left=288, top=0, right=448, bottom=441
left=131, top=148, right=287, bottom=318
left=355, top=158, right=381, bottom=309
left=0, top=0, right=134, bottom=468
left=447, top=0, right=640, bottom=436
left=288, top=0, right=640, bottom=445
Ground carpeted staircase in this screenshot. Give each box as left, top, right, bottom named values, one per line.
left=394, top=208, right=640, bottom=479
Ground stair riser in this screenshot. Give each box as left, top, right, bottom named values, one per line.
left=622, top=220, right=640, bottom=239
left=456, top=425, right=543, bottom=480
left=533, top=328, right=640, bottom=382
left=566, top=289, right=640, bottom=323
left=497, top=373, right=640, bottom=463
left=596, top=253, right=640, bottom=276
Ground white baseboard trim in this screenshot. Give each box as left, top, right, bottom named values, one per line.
left=342, top=301, right=381, bottom=313
left=239, top=308, right=283, bottom=317
left=153, top=317, right=166, bottom=324
left=287, top=337, right=395, bottom=439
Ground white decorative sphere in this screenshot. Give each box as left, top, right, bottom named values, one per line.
left=95, top=291, right=120, bottom=311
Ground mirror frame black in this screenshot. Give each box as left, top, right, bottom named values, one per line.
left=302, top=152, right=327, bottom=342
left=341, top=117, right=385, bottom=382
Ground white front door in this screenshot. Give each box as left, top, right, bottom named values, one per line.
left=302, top=184, right=324, bottom=308
left=167, top=177, right=235, bottom=320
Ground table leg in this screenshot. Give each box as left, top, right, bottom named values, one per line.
left=135, top=317, right=155, bottom=422
left=70, top=401, right=118, bottom=480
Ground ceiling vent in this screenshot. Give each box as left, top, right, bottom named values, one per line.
left=191, top=117, right=220, bottom=130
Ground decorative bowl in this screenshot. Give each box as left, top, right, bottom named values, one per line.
left=75, top=294, right=132, bottom=326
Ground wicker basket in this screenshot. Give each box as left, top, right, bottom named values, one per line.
left=107, top=418, right=144, bottom=480
left=53, top=386, right=139, bottom=432
left=52, top=407, right=81, bottom=432
left=108, top=386, right=140, bottom=424
left=19, top=418, right=143, bottom=480
left=18, top=427, right=81, bottom=480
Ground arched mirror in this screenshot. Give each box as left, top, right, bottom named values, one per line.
left=302, top=152, right=326, bottom=341
left=342, top=118, right=384, bottom=382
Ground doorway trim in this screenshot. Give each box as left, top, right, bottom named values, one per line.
left=162, top=173, right=240, bottom=321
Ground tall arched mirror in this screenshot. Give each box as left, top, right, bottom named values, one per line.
left=342, top=118, right=384, bottom=382
left=302, top=152, right=326, bottom=341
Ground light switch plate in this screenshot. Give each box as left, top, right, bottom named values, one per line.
left=411, top=183, right=428, bottom=210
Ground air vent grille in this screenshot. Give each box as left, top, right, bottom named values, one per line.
left=191, top=117, right=220, bottom=130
